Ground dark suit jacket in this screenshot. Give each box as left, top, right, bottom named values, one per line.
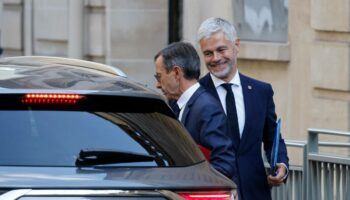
left=199, top=73, right=289, bottom=200
left=180, top=86, right=236, bottom=179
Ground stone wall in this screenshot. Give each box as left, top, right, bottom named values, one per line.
left=0, top=0, right=167, bottom=88
left=1, top=0, right=350, bottom=149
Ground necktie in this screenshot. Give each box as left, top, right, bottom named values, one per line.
left=172, top=103, right=181, bottom=119
left=222, top=83, right=240, bottom=146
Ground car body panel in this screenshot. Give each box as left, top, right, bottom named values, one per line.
left=0, top=163, right=232, bottom=189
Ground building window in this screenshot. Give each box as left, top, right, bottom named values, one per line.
left=233, top=0, right=288, bottom=42
left=168, top=0, right=182, bottom=43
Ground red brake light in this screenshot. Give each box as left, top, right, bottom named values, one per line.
left=22, top=93, right=82, bottom=105
left=178, top=191, right=234, bottom=200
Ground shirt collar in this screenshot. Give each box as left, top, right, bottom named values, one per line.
left=210, top=70, right=241, bottom=89
left=177, top=82, right=200, bottom=110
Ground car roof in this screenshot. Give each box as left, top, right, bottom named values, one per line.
left=0, top=56, right=127, bottom=77
left=0, top=56, right=162, bottom=100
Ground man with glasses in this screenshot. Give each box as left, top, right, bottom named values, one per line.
left=154, top=41, right=236, bottom=180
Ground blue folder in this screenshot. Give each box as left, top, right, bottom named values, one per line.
left=270, top=118, right=281, bottom=176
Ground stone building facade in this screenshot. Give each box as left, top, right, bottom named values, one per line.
left=1, top=0, right=350, bottom=153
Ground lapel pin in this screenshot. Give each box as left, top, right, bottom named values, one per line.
left=248, top=85, right=252, bottom=90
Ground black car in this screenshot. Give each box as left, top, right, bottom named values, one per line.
left=0, top=56, right=236, bottom=200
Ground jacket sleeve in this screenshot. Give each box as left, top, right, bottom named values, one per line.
left=198, top=100, right=237, bottom=179
left=262, top=84, right=289, bottom=173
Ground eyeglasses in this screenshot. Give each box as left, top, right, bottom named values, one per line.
left=154, top=73, right=161, bottom=82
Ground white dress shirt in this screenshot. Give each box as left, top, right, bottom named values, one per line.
left=176, top=82, right=200, bottom=121
left=210, top=72, right=245, bottom=137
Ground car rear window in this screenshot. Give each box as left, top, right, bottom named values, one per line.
left=0, top=110, right=203, bottom=167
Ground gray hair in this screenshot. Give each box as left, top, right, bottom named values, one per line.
left=154, top=42, right=200, bottom=80
left=197, top=17, right=238, bottom=43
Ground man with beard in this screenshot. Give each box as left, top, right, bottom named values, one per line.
left=154, top=41, right=237, bottom=181
left=197, top=17, right=289, bottom=200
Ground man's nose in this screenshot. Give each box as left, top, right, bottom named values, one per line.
left=155, top=81, right=161, bottom=89
left=213, top=51, right=221, bottom=61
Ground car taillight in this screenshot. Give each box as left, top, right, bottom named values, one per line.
left=22, top=93, right=82, bottom=105
left=178, top=191, right=235, bottom=200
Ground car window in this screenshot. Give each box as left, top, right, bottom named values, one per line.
left=0, top=110, right=203, bottom=167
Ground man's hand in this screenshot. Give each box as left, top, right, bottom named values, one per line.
left=267, top=163, right=287, bottom=187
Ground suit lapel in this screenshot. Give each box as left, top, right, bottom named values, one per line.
left=239, top=74, right=254, bottom=151
left=199, top=73, right=221, bottom=102
left=181, top=87, right=204, bottom=124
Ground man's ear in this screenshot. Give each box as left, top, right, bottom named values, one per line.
left=235, top=38, right=240, bottom=52
left=173, top=65, right=183, bottom=80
